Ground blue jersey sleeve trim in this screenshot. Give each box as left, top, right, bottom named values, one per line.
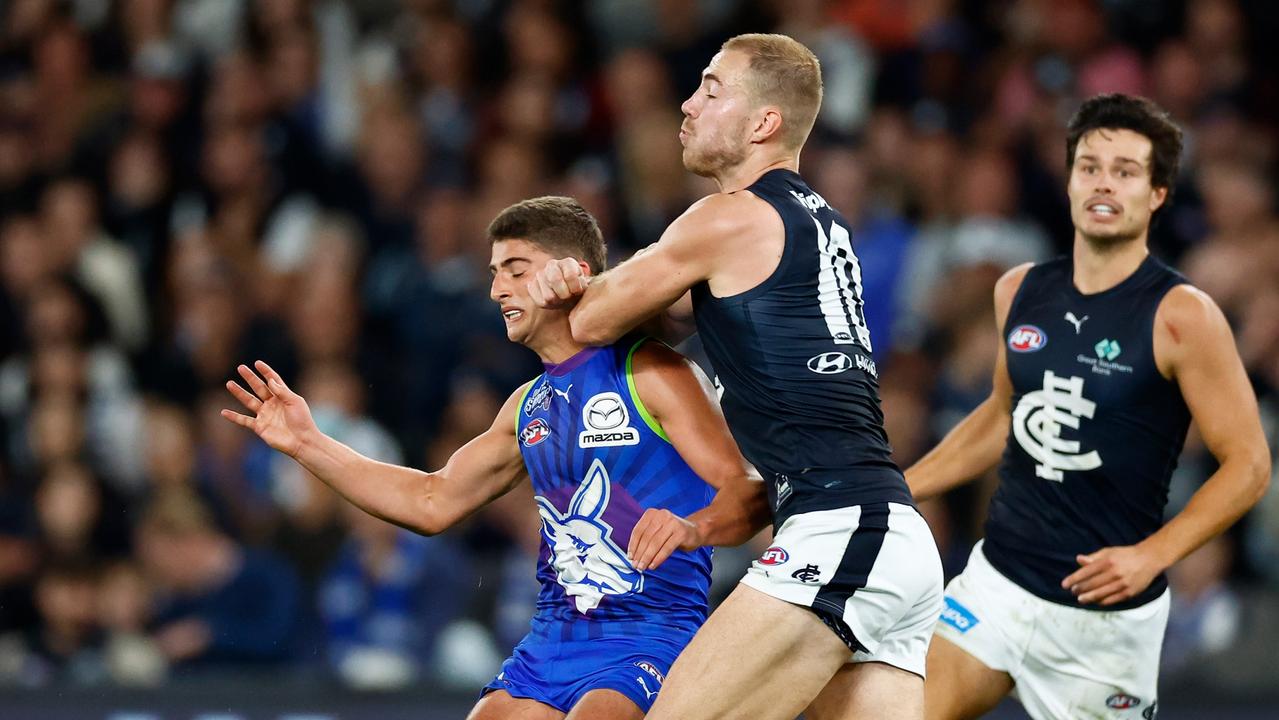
left=625, top=338, right=672, bottom=444
left=515, top=379, right=537, bottom=431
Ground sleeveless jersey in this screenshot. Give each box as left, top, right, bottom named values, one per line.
left=984, top=255, right=1190, bottom=609
left=692, top=169, right=911, bottom=519
left=516, top=337, right=714, bottom=640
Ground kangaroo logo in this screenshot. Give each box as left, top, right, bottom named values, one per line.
left=536, top=459, right=643, bottom=613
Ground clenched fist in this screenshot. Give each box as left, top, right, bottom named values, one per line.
left=529, top=257, right=590, bottom=309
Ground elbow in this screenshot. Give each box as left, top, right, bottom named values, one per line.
left=569, top=315, right=615, bottom=346
left=1248, top=452, right=1272, bottom=507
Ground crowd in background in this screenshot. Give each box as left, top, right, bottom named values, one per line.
left=0, top=0, right=1276, bottom=696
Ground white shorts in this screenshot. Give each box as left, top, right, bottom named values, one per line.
left=936, top=541, right=1169, bottom=720
left=741, top=502, right=943, bottom=677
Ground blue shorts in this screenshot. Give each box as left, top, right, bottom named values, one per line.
left=482, top=630, right=689, bottom=713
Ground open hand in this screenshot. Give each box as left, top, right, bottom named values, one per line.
left=1062, top=544, right=1163, bottom=606
left=628, top=508, right=703, bottom=572
left=221, top=361, right=316, bottom=459
left=529, top=257, right=589, bottom=309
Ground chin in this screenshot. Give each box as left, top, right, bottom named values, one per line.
left=682, top=150, right=714, bottom=178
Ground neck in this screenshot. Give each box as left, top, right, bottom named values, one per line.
left=715, top=150, right=799, bottom=193
left=527, top=325, right=587, bottom=365
left=1072, top=232, right=1149, bottom=294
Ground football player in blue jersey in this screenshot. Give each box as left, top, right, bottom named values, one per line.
left=906, top=94, right=1270, bottom=720
left=222, top=196, right=769, bottom=720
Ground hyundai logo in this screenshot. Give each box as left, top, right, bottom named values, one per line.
left=807, top=352, right=853, bottom=374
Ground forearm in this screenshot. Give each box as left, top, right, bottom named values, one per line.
left=687, top=482, right=771, bottom=548
left=569, top=273, right=640, bottom=345
left=1141, top=455, right=1270, bottom=569
left=292, top=431, right=438, bottom=534
left=906, top=398, right=1009, bottom=501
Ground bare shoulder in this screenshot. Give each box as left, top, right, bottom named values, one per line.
left=1156, top=284, right=1230, bottom=342
left=495, top=379, right=537, bottom=432
left=675, top=191, right=780, bottom=240
left=993, top=262, right=1035, bottom=327
left=630, top=339, right=702, bottom=382
left=630, top=339, right=713, bottom=403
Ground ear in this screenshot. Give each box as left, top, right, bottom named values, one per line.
left=570, top=459, right=611, bottom=519
left=751, top=106, right=785, bottom=144
left=1149, top=186, right=1168, bottom=213
left=536, top=497, right=561, bottom=530
left=577, top=258, right=593, bottom=278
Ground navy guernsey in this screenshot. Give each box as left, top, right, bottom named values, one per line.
left=984, top=255, right=1190, bottom=609
left=692, top=169, right=912, bottom=520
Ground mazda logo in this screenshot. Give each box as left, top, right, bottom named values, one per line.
left=585, top=396, right=625, bottom=429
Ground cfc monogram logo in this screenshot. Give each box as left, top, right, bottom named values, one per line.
left=1012, top=371, right=1103, bottom=481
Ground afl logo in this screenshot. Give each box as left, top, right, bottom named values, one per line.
left=520, top=418, right=550, bottom=447
left=1106, top=694, right=1142, bottom=710
left=807, top=352, right=853, bottom=374
left=758, top=547, right=789, bottom=566
left=1008, top=325, right=1047, bottom=353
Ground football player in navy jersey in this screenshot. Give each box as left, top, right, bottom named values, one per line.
left=223, top=196, right=768, bottom=720
left=531, top=34, right=943, bottom=720
left=906, top=94, right=1270, bottom=720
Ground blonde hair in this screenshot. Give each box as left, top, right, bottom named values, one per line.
left=722, top=34, right=823, bottom=149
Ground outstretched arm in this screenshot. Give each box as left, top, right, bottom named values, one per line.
left=1064, top=286, right=1271, bottom=606
left=223, top=361, right=529, bottom=536
left=624, top=341, right=770, bottom=571
left=905, top=263, right=1032, bottom=501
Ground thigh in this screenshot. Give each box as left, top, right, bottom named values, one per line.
left=645, top=583, right=851, bottom=720
left=806, top=661, right=925, bottom=720
left=565, top=688, right=645, bottom=720
left=468, top=690, right=565, bottom=720
left=923, top=634, right=1013, bottom=720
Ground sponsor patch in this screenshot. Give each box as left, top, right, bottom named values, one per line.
left=758, top=546, right=789, bottom=566
left=940, top=596, right=979, bottom=634
left=523, top=382, right=553, bottom=415
left=1106, top=694, right=1142, bottom=710
left=579, top=392, right=640, bottom=448
left=808, top=351, right=853, bottom=375
left=520, top=418, right=551, bottom=447
left=1008, top=325, right=1047, bottom=353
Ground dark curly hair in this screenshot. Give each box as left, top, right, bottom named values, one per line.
left=1066, top=94, right=1184, bottom=211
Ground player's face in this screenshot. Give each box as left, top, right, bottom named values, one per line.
left=679, top=50, right=756, bottom=178
left=1068, top=129, right=1168, bottom=246
left=489, top=239, right=557, bottom=346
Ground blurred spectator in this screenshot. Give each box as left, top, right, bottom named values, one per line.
left=137, top=488, right=300, bottom=670
left=97, top=559, right=166, bottom=686
left=1164, top=535, right=1242, bottom=675
left=319, top=504, right=471, bottom=689
left=0, top=557, right=104, bottom=687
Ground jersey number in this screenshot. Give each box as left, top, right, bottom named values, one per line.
left=814, top=218, right=872, bottom=351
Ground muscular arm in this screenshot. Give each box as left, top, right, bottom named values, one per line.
left=1144, top=287, right=1270, bottom=565
left=225, top=362, right=529, bottom=536
left=905, top=263, right=1032, bottom=501
left=626, top=341, right=770, bottom=570
left=538, top=194, right=769, bottom=346
left=1066, top=286, right=1270, bottom=605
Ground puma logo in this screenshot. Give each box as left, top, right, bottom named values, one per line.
left=636, top=676, right=659, bottom=700
left=554, top=384, right=572, bottom=404
left=1065, top=312, right=1089, bottom=334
